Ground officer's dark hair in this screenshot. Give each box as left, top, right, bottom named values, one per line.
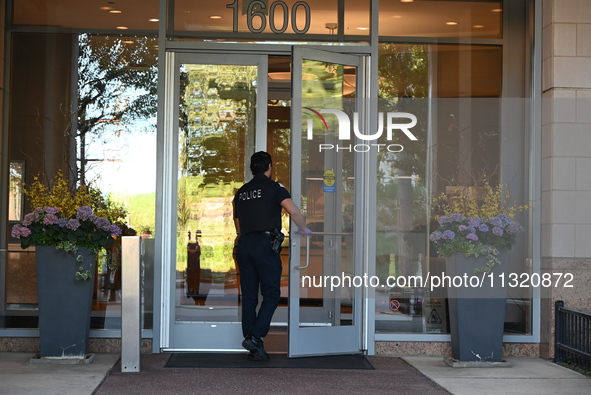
left=250, top=151, right=272, bottom=175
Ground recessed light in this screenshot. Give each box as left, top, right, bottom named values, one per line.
left=392, top=15, right=403, bottom=19
left=356, top=27, right=369, bottom=30
left=473, top=24, right=484, bottom=29
left=109, top=9, right=122, bottom=14
left=491, top=8, right=502, bottom=13
left=116, top=26, right=128, bottom=30
left=99, top=6, right=111, bottom=10
left=400, top=0, right=414, bottom=2
left=209, top=15, right=222, bottom=19
left=123, top=40, right=134, bottom=44
left=149, top=18, right=159, bottom=22
left=446, top=21, right=459, bottom=26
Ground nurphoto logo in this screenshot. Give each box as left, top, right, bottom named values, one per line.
left=303, top=107, right=418, bottom=152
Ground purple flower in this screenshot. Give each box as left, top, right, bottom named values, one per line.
left=58, top=218, right=68, bottom=227
left=43, top=213, right=59, bottom=225
left=430, top=231, right=443, bottom=241
left=449, top=213, right=465, bottom=222
left=506, top=223, right=523, bottom=234
left=66, top=219, right=81, bottom=231
left=109, top=224, right=122, bottom=237
left=44, top=207, right=60, bottom=214
left=492, top=226, right=504, bottom=236
left=442, top=230, right=455, bottom=240
left=438, top=215, right=451, bottom=225
left=458, top=225, right=467, bottom=231
left=466, top=233, right=479, bottom=241
left=478, top=224, right=489, bottom=232
left=468, top=219, right=480, bottom=228
left=76, top=206, right=94, bottom=221
left=490, top=216, right=503, bottom=227
left=94, top=217, right=111, bottom=231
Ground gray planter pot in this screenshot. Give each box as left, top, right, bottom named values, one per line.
left=36, top=246, right=95, bottom=359
left=446, top=253, right=508, bottom=362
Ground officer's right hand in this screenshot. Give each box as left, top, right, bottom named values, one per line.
left=297, top=228, right=312, bottom=236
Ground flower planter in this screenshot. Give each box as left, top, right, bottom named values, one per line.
left=35, top=246, right=95, bottom=359
left=445, top=253, right=508, bottom=363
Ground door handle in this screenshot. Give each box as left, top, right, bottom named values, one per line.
left=293, top=232, right=353, bottom=270
left=294, top=234, right=311, bottom=269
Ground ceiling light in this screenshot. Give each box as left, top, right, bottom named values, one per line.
left=149, top=18, right=159, bottom=22
left=446, top=21, right=459, bottom=26
left=400, top=0, right=414, bottom=2
left=99, top=6, right=111, bottom=10
left=116, top=26, right=128, bottom=30
left=109, top=9, right=122, bottom=14
left=491, top=8, right=502, bottom=13
left=209, top=15, right=222, bottom=19
left=123, top=40, right=134, bottom=44
left=473, top=24, right=484, bottom=29
left=392, top=15, right=403, bottom=19
left=356, top=27, right=369, bottom=31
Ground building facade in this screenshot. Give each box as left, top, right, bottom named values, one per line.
left=0, top=0, right=588, bottom=359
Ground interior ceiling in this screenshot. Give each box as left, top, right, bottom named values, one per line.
left=13, top=0, right=502, bottom=38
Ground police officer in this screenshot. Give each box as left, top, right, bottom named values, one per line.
left=233, top=151, right=310, bottom=361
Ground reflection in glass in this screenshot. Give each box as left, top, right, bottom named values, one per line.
left=175, top=63, right=257, bottom=322
left=9, top=161, right=24, bottom=221
left=298, top=57, right=356, bottom=327
left=379, top=1, right=502, bottom=39
left=375, top=43, right=530, bottom=335
left=4, top=33, right=158, bottom=331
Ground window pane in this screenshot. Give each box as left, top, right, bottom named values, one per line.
left=4, top=33, right=158, bottom=331
left=13, top=0, right=159, bottom=30
left=375, top=43, right=530, bottom=335
left=379, top=0, right=502, bottom=39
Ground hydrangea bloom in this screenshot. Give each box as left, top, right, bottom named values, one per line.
left=492, top=227, right=503, bottom=236
left=76, top=206, right=94, bottom=221
left=11, top=205, right=121, bottom=254
left=94, top=217, right=111, bottom=231
left=430, top=211, right=525, bottom=272
left=66, top=219, right=81, bottom=231
left=43, top=213, right=59, bottom=225
left=442, top=230, right=455, bottom=239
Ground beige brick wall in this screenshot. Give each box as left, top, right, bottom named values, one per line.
left=540, top=0, right=591, bottom=359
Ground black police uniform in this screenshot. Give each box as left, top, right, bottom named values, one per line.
left=233, top=173, right=290, bottom=340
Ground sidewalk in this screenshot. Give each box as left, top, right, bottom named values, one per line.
left=0, top=352, right=590, bottom=395
left=403, top=356, right=591, bottom=395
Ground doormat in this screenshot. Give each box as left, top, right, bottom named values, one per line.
left=165, top=353, right=374, bottom=369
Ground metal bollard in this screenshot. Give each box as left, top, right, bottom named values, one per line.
left=121, top=236, right=142, bottom=372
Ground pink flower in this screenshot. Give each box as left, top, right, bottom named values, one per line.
left=42, top=213, right=59, bottom=225
left=22, top=212, right=37, bottom=226
left=11, top=224, right=31, bottom=238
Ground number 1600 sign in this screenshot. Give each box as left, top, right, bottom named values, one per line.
left=226, top=0, right=311, bottom=34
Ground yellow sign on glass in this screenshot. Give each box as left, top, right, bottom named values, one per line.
left=323, top=169, right=335, bottom=192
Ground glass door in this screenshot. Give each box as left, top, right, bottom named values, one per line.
left=289, top=47, right=366, bottom=357
left=163, top=52, right=267, bottom=350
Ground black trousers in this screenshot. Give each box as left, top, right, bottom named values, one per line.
left=236, top=232, right=282, bottom=339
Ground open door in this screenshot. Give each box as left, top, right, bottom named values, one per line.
left=289, top=47, right=367, bottom=357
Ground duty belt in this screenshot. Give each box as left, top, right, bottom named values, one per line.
left=250, top=230, right=272, bottom=237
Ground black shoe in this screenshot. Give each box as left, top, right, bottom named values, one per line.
left=242, top=335, right=270, bottom=362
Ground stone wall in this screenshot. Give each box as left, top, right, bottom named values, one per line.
left=540, top=0, right=591, bottom=358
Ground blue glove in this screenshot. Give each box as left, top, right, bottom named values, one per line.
left=297, top=228, right=312, bottom=236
